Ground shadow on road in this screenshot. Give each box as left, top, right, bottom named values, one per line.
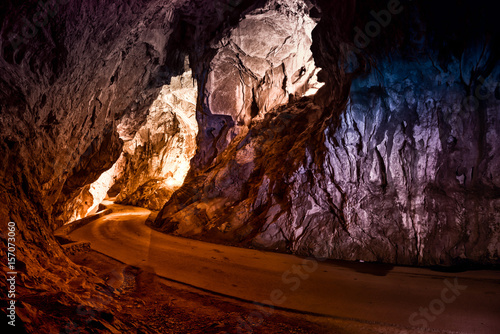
left=327, top=260, right=394, bottom=276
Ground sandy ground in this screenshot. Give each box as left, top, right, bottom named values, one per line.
left=65, top=203, right=500, bottom=334
left=69, top=250, right=332, bottom=333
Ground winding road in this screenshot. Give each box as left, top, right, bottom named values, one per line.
left=67, top=203, right=500, bottom=334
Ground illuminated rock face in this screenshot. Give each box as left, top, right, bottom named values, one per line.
left=0, top=0, right=195, bottom=331
left=115, top=66, right=198, bottom=210
left=1, top=0, right=500, bottom=326
left=155, top=50, right=500, bottom=265
left=87, top=153, right=127, bottom=214
left=60, top=65, right=198, bottom=217
left=205, top=0, right=323, bottom=127
left=0, top=0, right=499, bottom=330
left=192, top=0, right=326, bottom=172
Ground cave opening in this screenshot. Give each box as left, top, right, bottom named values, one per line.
left=68, top=57, right=199, bottom=221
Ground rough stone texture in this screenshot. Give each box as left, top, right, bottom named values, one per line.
left=58, top=184, right=95, bottom=223
left=0, top=0, right=199, bottom=331
left=62, top=241, right=91, bottom=256
left=312, top=57, right=500, bottom=264
left=206, top=0, right=322, bottom=125
left=0, top=0, right=499, bottom=331
left=63, top=64, right=199, bottom=217
left=115, top=66, right=198, bottom=210
left=154, top=1, right=500, bottom=266
left=192, top=0, right=324, bottom=169
left=155, top=53, right=500, bottom=265
left=88, top=153, right=127, bottom=212
left=0, top=0, right=266, bottom=330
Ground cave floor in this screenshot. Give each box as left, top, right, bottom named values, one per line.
left=67, top=249, right=451, bottom=334
left=62, top=204, right=500, bottom=334
left=69, top=250, right=331, bottom=334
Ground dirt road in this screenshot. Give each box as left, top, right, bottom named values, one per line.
left=68, top=203, right=500, bottom=334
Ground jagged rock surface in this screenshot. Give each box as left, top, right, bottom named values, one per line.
left=0, top=0, right=499, bottom=331
left=206, top=0, right=322, bottom=124
left=153, top=1, right=500, bottom=266
left=115, top=66, right=198, bottom=210
left=0, top=0, right=198, bottom=331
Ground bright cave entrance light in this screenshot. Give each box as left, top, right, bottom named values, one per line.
left=83, top=62, right=198, bottom=217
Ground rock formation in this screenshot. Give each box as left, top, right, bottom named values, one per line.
left=0, top=0, right=499, bottom=331
left=114, top=64, right=198, bottom=210
left=153, top=0, right=500, bottom=266
left=0, top=0, right=199, bottom=331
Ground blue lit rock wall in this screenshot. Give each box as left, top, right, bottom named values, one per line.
left=314, top=54, right=500, bottom=264
left=154, top=4, right=500, bottom=265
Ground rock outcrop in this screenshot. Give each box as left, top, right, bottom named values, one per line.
left=205, top=0, right=322, bottom=124
left=0, top=0, right=206, bottom=331
left=114, top=65, right=198, bottom=210
left=153, top=0, right=500, bottom=266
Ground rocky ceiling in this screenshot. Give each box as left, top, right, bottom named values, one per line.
left=0, top=0, right=499, bottom=332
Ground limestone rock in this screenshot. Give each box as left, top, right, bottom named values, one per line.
left=1, top=1, right=499, bottom=331
left=205, top=0, right=323, bottom=126
left=154, top=2, right=500, bottom=266
left=115, top=66, right=198, bottom=210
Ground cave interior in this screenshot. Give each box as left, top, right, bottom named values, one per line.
left=1, top=0, right=500, bottom=333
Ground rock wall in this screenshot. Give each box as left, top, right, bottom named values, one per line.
left=0, top=0, right=499, bottom=330
left=0, top=0, right=267, bottom=329
left=115, top=65, right=198, bottom=210
left=153, top=0, right=500, bottom=266
left=0, top=0, right=203, bottom=331
left=205, top=0, right=322, bottom=125
left=192, top=0, right=326, bottom=169
left=64, top=64, right=199, bottom=217
left=313, top=56, right=500, bottom=264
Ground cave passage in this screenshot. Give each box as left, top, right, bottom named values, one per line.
left=68, top=63, right=199, bottom=221
left=1, top=0, right=500, bottom=333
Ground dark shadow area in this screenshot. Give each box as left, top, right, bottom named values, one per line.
left=426, top=261, right=500, bottom=273
left=326, top=259, right=395, bottom=277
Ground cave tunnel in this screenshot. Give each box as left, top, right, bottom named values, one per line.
left=0, top=0, right=500, bottom=333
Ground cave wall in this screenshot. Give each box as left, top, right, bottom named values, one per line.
left=153, top=0, right=500, bottom=266
left=0, top=0, right=191, bottom=228
left=0, top=0, right=197, bottom=330
left=115, top=65, right=198, bottom=210
left=0, top=0, right=499, bottom=330
left=205, top=0, right=322, bottom=125
left=313, top=56, right=500, bottom=264
left=0, top=0, right=272, bottom=330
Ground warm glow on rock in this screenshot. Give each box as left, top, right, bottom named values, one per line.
left=85, top=61, right=198, bottom=212
left=2, top=1, right=500, bottom=332
left=87, top=153, right=126, bottom=215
